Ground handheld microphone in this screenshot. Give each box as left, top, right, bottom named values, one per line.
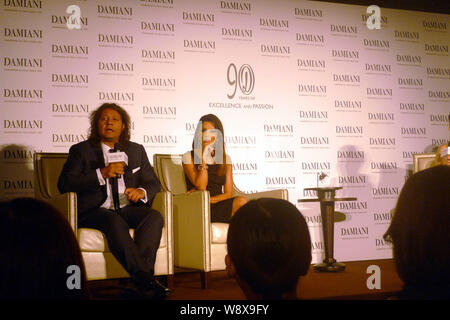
left=106, top=143, right=128, bottom=178
left=203, top=144, right=215, bottom=165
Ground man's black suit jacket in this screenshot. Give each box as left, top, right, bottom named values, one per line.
left=57, top=140, right=161, bottom=216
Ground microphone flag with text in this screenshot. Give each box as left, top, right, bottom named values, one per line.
left=106, top=143, right=128, bottom=178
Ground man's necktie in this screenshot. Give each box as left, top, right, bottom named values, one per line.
left=109, top=147, right=121, bottom=213
left=110, top=176, right=120, bottom=213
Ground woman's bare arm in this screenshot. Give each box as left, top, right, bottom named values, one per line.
left=183, top=155, right=208, bottom=190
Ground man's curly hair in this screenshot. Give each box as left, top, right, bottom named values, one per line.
left=88, top=103, right=131, bottom=148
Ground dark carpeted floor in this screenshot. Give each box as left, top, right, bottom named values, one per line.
left=88, top=259, right=403, bottom=300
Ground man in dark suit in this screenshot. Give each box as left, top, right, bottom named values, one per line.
left=58, top=103, right=169, bottom=299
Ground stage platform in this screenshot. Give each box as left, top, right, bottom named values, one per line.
left=89, top=259, right=404, bottom=300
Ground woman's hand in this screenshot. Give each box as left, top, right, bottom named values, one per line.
left=202, top=129, right=217, bottom=165
left=186, top=189, right=196, bottom=195
left=202, top=144, right=215, bottom=165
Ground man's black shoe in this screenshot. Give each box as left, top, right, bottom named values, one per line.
left=148, top=278, right=171, bottom=299
left=120, top=282, right=142, bottom=300
left=131, top=271, right=171, bottom=300
left=120, top=281, right=167, bottom=300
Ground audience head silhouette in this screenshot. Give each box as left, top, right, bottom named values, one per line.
left=0, top=197, right=89, bottom=300
left=226, top=198, right=311, bottom=300
left=385, top=165, right=450, bottom=299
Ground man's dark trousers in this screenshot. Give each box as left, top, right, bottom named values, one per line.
left=79, top=205, right=163, bottom=276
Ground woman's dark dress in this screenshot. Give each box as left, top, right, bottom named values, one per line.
left=185, top=161, right=235, bottom=223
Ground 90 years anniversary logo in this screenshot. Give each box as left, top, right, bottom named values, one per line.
left=227, top=63, right=255, bottom=99
left=213, top=63, right=271, bottom=109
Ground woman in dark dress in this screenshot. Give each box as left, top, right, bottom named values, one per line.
left=182, top=114, right=247, bottom=222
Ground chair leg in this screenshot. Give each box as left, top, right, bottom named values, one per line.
left=201, top=271, right=210, bottom=289
left=166, top=274, right=174, bottom=290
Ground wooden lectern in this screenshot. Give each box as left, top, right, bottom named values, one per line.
left=299, top=187, right=357, bottom=272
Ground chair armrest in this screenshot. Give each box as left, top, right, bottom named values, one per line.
left=151, top=191, right=174, bottom=275
left=151, top=191, right=172, bottom=226
left=40, top=192, right=77, bottom=234
left=172, top=190, right=211, bottom=271
left=236, top=189, right=289, bottom=201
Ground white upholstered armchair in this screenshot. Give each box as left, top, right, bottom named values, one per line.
left=153, top=153, right=288, bottom=288
left=33, top=152, right=174, bottom=286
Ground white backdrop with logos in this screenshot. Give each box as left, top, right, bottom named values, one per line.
left=1, top=0, right=449, bottom=263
